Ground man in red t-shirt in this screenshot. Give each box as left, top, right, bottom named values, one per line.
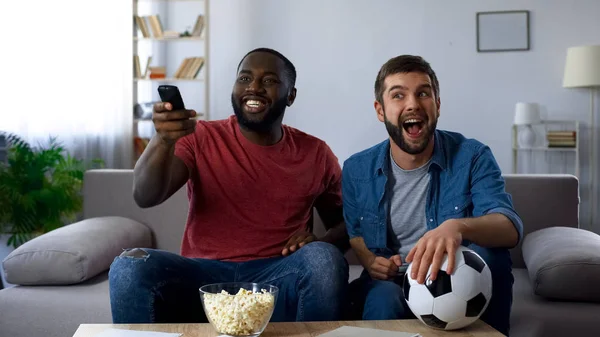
left=108, top=48, right=350, bottom=324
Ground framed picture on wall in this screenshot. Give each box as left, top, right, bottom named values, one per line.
left=476, top=10, right=530, bottom=52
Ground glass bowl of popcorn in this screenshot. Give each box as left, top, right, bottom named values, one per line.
left=200, top=282, right=278, bottom=337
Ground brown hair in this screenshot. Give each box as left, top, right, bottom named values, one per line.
left=374, top=55, right=440, bottom=104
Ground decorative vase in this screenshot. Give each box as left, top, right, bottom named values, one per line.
left=518, top=125, right=537, bottom=148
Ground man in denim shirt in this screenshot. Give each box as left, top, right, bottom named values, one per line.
left=342, top=55, right=523, bottom=336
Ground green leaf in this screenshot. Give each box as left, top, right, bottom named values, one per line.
left=0, top=131, right=103, bottom=248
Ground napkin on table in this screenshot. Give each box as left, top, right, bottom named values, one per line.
left=317, top=326, right=422, bottom=337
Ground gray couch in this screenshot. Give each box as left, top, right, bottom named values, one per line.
left=1, top=170, right=599, bottom=337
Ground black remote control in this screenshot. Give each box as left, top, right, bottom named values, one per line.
left=157, top=85, right=186, bottom=111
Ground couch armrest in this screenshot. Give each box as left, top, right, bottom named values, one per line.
left=523, top=226, right=600, bottom=301
left=2, top=216, right=152, bottom=286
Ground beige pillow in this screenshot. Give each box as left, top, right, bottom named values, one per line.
left=2, top=216, right=152, bottom=285
left=522, top=226, right=600, bottom=301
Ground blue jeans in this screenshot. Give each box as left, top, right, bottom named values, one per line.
left=349, top=272, right=414, bottom=320
left=108, top=242, right=349, bottom=323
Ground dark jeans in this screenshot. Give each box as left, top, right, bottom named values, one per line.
left=349, top=270, right=511, bottom=336
left=348, top=271, right=415, bottom=320
left=108, top=242, right=349, bottom=323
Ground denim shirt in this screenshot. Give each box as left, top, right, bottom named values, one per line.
left=342, top=129, right=524, bottom=279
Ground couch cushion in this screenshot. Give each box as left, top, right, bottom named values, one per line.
left=0, top=272, right=111, bottom=337
left=510, top=268, right=600, bottom=337
left=522, top=226, right=600, bottom=301
left=2, top=216, right=152, bottom=285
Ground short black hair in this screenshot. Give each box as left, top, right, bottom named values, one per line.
left=237, top=47, right=297, bottom=88
left=374, top=55, right=439, bottom=104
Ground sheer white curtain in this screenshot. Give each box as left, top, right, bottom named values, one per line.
left=0, top=0, right=133, bottom=168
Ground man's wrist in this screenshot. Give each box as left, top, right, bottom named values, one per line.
left=359, top=251, right=377, bottom=269
left=449, top=218, right=470, bottom=239
left=154, top=134, right=176, bottom=150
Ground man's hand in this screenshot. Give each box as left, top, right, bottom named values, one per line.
left=406, top=219, right=464, bottom=284
left=153, top=102, right=197, bottom=146
left=367, top=254, right=402, bottom=280
left=282, top=231, right=317, bottom=256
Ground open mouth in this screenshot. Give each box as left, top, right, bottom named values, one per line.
left=402, top=118, right=425, bottom=138
left=242, top=96, right=268, bottom=114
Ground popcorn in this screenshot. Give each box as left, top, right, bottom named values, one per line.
left=203, top=288, right=275, bottom=336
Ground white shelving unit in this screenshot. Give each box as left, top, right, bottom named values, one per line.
left=512, top=120, right=580, bottom=178
left=131, top=0, right=209, bottom=167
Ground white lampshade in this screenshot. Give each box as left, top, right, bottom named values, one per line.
left=514, top=102, right=541, bottom=125
left=563, top=45, right=600, bottom=88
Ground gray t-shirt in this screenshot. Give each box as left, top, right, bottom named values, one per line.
left=386, top=152, right=431, bottom=262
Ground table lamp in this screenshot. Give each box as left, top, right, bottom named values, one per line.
left=514, top=102, right=541, bottom=148
left=562, top=44, right=600, bottom=225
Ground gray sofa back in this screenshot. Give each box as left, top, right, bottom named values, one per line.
left=83, top=170, right=579, bottom=269
left=502, top=174, right=579, bottom=268
left=84, top=169, right=188, bottom=254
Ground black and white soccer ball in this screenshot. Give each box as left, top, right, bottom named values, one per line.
left=402, top=245, right=492, bottom=330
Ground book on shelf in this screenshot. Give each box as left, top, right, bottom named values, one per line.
left=134, top=57, right=202, bottom=80
left=163, top=30, right=180, bottom=39
left=135, top=14, right=204, bottom=39
left=174, top=57, right=205, bottom=79
left=148, top=66, right=167, bottom=79
left=546, top=130, right=576, bottom=148
left=134, top=55, right=153, bottom=79
left=191, top=15, right=205, bottom=37
left=147, top=15, right=164, bottom=38
left=134, top=15, right=151, bottom=38
left=134, top=15, right=164, bottom=38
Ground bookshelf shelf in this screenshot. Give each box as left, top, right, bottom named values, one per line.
left=512, top=120, right=580, bottom=177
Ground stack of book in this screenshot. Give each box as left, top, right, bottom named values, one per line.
left=174, top=57, right=205, bottom=79
left=148, top=66, right=166, bottom=79
left=547, top=130, right=576, bottom=148
left=134, top=15, right=164, bottom=39
left=134, top=14, right=204, bottom=39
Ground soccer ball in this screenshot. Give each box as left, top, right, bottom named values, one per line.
left=402, top=246, right=492, bottom=330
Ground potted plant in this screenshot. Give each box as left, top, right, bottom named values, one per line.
left=0, top=132, right=103, bottom=250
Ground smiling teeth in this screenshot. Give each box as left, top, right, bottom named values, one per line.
left=404, top=118, right=421, bottom=124
left=246, top=100, right=263, bottom=107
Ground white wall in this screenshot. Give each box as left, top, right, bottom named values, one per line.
left=208, top=0, right=600, bottom=229
left=0, top=0, right=133, bottom=169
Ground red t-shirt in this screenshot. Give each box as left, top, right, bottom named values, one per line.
left=174, top=115, right=342, bottom=262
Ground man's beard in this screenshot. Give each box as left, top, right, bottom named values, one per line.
left=231, top=94, right=288, bottom=133
left=384, top=112, right=436, bottom=155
